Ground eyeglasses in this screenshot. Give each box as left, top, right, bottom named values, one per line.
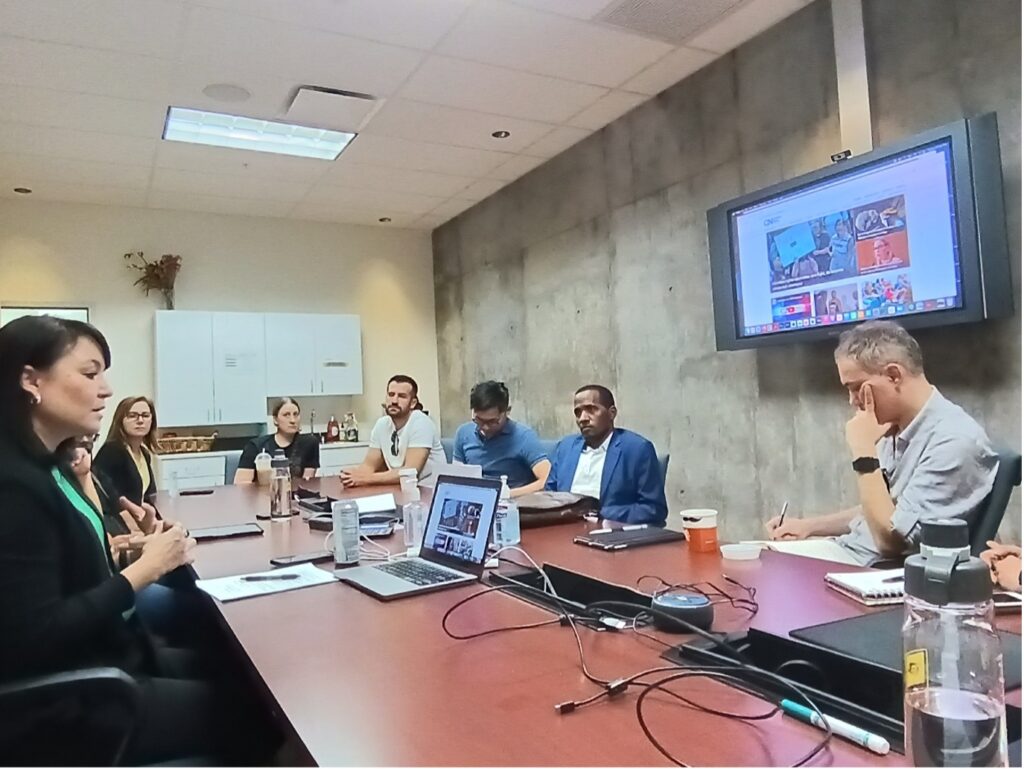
left=390, top=430, right=400, bottom=457
left=126, top=412, right=152, bottom=421
left=472, top=414, right=505, bottom=429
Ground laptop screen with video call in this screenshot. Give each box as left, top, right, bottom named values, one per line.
left=421, top=477, right=500, bottom=567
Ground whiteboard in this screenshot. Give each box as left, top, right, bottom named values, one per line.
left=0, top=306, right=90, bottom=327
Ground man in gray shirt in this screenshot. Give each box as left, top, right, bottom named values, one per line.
left=767, top=321, right=998, bottom=565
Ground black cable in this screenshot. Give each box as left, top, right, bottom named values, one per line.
left=634, top=668, right=833, bottom=768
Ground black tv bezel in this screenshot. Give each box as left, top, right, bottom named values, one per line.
left=707, top=113, right=1012, bottom=351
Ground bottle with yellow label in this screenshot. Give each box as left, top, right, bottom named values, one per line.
left=902, top=520, right=1005, bottom=767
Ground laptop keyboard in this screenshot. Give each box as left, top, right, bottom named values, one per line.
left=375, top=559, right=463, bottom=586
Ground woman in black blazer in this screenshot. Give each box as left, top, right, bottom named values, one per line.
left=94, top=395, right=158, bottom=505
left=0, top=316, right=258, bottom=765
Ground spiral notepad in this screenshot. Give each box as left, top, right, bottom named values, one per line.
left=824, top=568, right=905, bottom=606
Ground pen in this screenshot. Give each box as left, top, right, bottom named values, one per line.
left=590, top=528, right=612, bottom=535
left=777, top=500, right=790, bottom=527
left=622, top=524, right=648, bottom=531
left=780, top=699, right=890, bottom=755
left=241, top=574, right=300, bottom=582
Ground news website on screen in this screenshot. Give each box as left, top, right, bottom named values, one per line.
left=730, top=139, right=963, bottom=338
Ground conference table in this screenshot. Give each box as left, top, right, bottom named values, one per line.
left=160, top=480, right=1020, bottom=767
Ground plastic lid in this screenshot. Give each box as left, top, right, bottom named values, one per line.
left=904, top=520, right=992, bottom=605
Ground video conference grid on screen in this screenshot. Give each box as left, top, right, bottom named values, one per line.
left=730, top=140, right=963, bottom=338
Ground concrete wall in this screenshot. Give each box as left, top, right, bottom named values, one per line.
left=433, top=0, right=1022, bottom=541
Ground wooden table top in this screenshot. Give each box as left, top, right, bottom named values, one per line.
left=158, top=481, right=1019, bottom=767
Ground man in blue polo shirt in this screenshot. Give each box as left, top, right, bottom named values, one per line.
left=453, top=381, right=551, bottom=498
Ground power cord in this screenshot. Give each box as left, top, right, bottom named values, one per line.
left=440, top=551, right=833, bottom=767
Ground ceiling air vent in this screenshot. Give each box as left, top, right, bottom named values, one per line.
left=596, top=0, right=744, bottom=45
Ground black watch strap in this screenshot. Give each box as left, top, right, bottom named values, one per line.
left=852, top=457, right=881, bottom=474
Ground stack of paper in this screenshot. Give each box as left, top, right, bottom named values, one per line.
left=195, top=563, right=337, bottom=602
left=739, top=539, right=862, bottom=566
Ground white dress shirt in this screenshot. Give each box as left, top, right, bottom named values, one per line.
left=570, top=433, right=612, bottom=499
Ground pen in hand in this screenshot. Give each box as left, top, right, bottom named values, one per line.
left=777, top=500, right=789, bottom=527
left=241, top=574, right=300, bottom=582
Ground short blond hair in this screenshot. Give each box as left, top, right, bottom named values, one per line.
left=834, top=321, right=924, bottom=375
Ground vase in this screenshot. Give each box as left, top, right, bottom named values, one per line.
left=162, top=288, right=175, bottom=310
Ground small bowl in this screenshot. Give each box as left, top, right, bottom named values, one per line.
left=721, top=543, right=762, bottom=561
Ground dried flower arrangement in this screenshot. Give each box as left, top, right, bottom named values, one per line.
left=123, top=251, right=182, bottom=309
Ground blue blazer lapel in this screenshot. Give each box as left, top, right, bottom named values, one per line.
left=600, top=431, right=623, bottom=501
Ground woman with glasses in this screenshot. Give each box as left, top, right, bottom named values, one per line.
left=94, top=395, right=158, bottom=505
left=234, top=396, right=320, bottom=483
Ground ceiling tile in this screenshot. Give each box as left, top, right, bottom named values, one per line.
left=147, top=190, right=294, bottom=218
left=0, top=37, right=174, bottom=101
left=0, top=153, right=151, bottom=188
left=424, top=197, right=478, bottom=219
left=486, top=153, right=548, bottom=181
left=167, top=65, right=300, bottom=121
left=567, top=90, right=648, bottom=129
left=289, top=202, right=419, bottom=228
left=0, top=122, right=157, bottom=167
left=181, top=6, right=425, bottom=98
left=301, top=183, right=448, bottom=216
left=0, top=84, right=166, bottom=137
left=399, top=55, right=607, bottom=124
left=619, top=45, right=718, bottom=94
left=321, top=159, right=477, bottom=199
left=501, top=0, right=617, bottom=20
left=437, top=0, right=672, bottom=88
left=192, top=0, right=471, bottom=50
left=363, top=99, right=553, bottom=153
left=154, top=141, right=332, bottom=183
left=686, top=0, right=807, bottom=55
left=151, top=167, right=312, bottom=202
left=340, top=134, right=512, bottom=177
left=0, top=181, right=144, bottom=207
left=0, top=0, right=186, bottom=59
left=456, top=177, right=508, bottom=200
left=522, top=125, right=592, bottom=158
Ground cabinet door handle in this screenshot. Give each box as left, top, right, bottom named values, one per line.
left=321, top=381, right=324, bottom=393
left=310, top=379, right=313, bottom=394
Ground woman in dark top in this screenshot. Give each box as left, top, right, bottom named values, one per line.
left=94, top=395, right=158, bottom=505
left=0, top=315, right=256, bottom=765
left=234, top=396, right=320, bottom=483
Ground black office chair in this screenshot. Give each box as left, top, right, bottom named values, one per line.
left=970, top=447, right=1022, bottom=556
left=0, top=667, right=140, bottom=766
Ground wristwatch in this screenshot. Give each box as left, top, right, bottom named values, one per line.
left=852, top=457, right=881, bottom=474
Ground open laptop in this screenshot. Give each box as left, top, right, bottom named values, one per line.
left=418, top=462, right=482, bottom=489
left=335, top=475, right=501, bottom=601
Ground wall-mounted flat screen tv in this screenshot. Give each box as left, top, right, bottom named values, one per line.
left=707, top=113, right=1012, bottom=350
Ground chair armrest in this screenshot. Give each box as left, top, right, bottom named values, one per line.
left=0, top=667, right=141, bottom=765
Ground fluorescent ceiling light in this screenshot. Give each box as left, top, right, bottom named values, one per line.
left=162, top=107, right=354, bottom=160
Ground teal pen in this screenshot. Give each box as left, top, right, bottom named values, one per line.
left=779, top=699, right=890, bottom=756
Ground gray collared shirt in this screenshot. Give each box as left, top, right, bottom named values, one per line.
left=837, top=388, right=998, bottom=566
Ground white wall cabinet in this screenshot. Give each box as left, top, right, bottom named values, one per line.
left=317, top=442, right=368, bottom=476
left=154, top=311, right=215, bottom=427
left=264, top=313, right=317, bottom=396
left=156, top=311, right=362, bottom=427
left=156, top=311, right=267, bottom=427
left=265, top=313, right=362, bottom=397
left=212, top=312, right=267, bottom=424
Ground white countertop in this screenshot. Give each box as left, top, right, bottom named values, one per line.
left=157, top=441, right=368, bottom=460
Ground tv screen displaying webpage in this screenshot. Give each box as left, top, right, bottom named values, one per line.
left=730, top=138, right=963, bottom=339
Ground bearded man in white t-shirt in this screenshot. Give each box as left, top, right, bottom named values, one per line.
left=340, top=374, right=446, bottom=488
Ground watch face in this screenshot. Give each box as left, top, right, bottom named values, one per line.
left=853, top=457, right=880, bottom=473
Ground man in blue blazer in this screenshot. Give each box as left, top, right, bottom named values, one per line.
left=545, top=385, right=668, bottom=526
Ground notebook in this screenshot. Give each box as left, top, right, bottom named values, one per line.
left=824, top=567, right=905, bottom=606
left=740, top=538, right=862, bottom=566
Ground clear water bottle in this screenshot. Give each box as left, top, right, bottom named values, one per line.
left=166, top=469, right=179, bottom=498
left=269, top=450, right=292, bottom=520
left=493, top=475, right=520, bottom=547
left=903, top=520, right=1006, bottom=767
left=331, top=499, right=360, bottom=567
left=402, top=486, right=427, bottom=556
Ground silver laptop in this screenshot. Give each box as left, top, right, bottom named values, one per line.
left=336, top=476, right=501, bottom=601
left=418, top=462, right=483, bottom=489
